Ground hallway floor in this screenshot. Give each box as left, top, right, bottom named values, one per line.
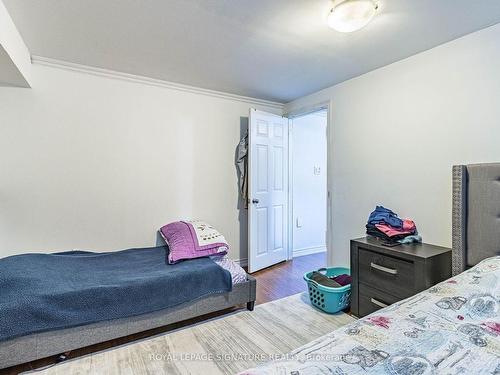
left=250, top=251, right=327, bottom=305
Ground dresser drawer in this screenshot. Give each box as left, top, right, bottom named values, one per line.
left=358, top=283, right=400, bottom=317
left=358, top=248, right=414, bottom=299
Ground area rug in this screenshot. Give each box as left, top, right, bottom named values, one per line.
left=32, top=293, right=356, bottom=375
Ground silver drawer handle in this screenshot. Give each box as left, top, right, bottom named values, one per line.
left=370, top=262, right=398, bottom=275
left=371, top=298, right=389, bottom=308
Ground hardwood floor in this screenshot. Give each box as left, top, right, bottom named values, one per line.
left=1, top=252, right=326, bottom=375
left=249, top=252, right=327, bottom=305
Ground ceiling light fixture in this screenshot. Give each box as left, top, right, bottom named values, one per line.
left=327, top=0, right=378, bottom=33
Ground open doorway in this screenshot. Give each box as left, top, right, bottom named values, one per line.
left=289, top=109, right=328, bottom=259
left=247, top=107, right=329, bottom=272
left=246, top=107, right=329, bottom=303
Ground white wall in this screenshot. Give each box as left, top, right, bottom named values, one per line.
left=285, top=23, right=500, bottom=267
left=292, top=111, right=327, bottom=256
left=0, top=62, right=282, bottom=260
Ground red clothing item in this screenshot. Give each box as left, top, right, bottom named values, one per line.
left=375, top=219, right=416, bottom=237
left=402, top=219, right=416, bottom=231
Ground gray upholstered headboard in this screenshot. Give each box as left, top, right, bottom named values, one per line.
left=452, top=163, right=500, bottom=275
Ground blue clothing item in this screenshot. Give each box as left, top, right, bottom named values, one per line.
left=367, top=206, right=403, bottom=229
left=0, top=246, right=232, bottom=342
left=398, top=234, right=422, bottom=244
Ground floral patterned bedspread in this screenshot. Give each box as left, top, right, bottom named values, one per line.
left=240, top=257, right=500, bottom=375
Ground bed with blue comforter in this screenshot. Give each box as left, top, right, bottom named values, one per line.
left=241, top=256, right=500, bottom=374
left=0, top=245, right=232, bottom=342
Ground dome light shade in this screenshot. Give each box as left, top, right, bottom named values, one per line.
left=327, top=0, right=378, bottom=33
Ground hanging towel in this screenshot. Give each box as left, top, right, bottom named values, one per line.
left=236, top=132, right=249, bottom=208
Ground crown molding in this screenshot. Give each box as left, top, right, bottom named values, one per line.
left=31, top=56, right=284, bottom=110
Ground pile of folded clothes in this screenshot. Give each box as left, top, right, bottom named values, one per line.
left=366, top=206, right=422, bottom=244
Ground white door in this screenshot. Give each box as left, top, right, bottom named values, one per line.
left=248, top=109, right=288, bottom=273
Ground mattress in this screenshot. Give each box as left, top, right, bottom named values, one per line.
left=241, top=256, right=500, bottom=374
left=214, top=256, right=248, bottom=284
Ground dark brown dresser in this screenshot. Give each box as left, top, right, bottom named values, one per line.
left=350, top=236, right=451, bottom=318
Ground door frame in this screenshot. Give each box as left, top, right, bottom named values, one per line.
left=284, top=101, right=332, bottom=261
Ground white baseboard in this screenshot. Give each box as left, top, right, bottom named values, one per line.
left=234, top=258, right=248, bottom=267
left=293, top=246, right=326, bottom=258
left=233, top=248, right=323, bottom=268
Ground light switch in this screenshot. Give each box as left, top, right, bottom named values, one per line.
left=296, top=217, right=302, bottom=228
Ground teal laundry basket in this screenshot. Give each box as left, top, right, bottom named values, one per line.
left=304, top=267, right=351, bottom=314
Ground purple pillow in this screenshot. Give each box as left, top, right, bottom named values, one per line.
left=160, top=220, right=229, bottom=264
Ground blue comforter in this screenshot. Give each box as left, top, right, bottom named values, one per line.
left=0, top=246, right=232, bottom=342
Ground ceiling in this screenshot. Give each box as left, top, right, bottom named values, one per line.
left=3, top=0, right=500, bottom=103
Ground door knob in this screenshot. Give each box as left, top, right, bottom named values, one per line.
left=252, top=199, right=259, bottom=204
